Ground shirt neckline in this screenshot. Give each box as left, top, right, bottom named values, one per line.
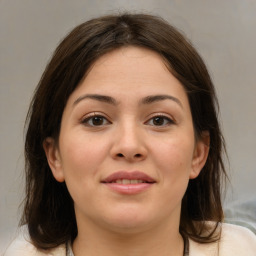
left=66, top=235, right=189, bottom=256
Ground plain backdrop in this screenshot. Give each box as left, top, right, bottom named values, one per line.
left=1, top=0, right=256, bottom=254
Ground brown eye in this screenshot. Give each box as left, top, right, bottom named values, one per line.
left=152, top=117, right=165, bottom=126
left=146, top=115, right=174, bottom=126
left=82, top=115, right=110, bottom=127
left=91, top=116, right=104, bottom=126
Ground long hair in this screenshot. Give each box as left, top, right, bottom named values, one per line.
left=21, top=13, right=227, bottom=249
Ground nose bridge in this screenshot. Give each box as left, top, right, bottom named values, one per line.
left=120, top=120, right=140, bottom=146
left=111, top=117, right=147, bottom=161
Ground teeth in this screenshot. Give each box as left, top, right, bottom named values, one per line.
left=122, top=179, right=130, bottom=184
left=114, top=179, right=144, bottom=184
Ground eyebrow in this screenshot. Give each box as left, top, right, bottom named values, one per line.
left=73, top=93, right=183, bottom=108
left=141, top=95, right=183, bottom=108
left=73, top=94, right=118, bottom=106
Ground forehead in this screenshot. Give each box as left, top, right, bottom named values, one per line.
left=77, top=47, right=181, bottom=91
left=65, top=46, right=190, bottom=110
left=87, top=46, right=170, bottom=81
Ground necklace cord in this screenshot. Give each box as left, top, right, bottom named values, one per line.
left=66, top=236, right=189, bottom=256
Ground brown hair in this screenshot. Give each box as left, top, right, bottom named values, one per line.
left=21, top=13, right=227, bottom=249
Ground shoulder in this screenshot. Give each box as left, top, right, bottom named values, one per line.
left=219, top=223, right=256, bottom=255
left=4, top=226, right=66, bottom=256
left=189, top=222, right=256, bottom=256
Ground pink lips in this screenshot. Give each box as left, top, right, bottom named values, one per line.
left=101, top=171, right=156, bottom=195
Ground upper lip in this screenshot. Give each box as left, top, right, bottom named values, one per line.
left=102, top=171, right=156, bottom=183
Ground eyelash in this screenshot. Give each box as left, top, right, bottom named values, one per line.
left=145, top=114, right=175, bottom=127
left=81, top=113, right=111, bottom=127
left=81, top=113, right=175, bottom=127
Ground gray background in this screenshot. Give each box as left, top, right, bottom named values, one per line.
left=1, top=0, right=256, bottom=253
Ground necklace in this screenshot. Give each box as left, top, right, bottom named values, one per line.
left=66, top=240, right=73, bottom=256
left=183, top=235, right=189, bottom=256
left=66, top=236, right=189, bottom=256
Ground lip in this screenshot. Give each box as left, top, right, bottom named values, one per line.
left=102, top=171, right=155, bottom=183
left=101, top=171, right=156, bottom=195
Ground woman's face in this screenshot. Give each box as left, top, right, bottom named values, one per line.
left=45, top=46, right=208, bottom=234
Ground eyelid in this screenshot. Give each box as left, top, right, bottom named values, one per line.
left=145, top=113, right=176, bottom=126
left=81, top=112, right=112, bottom=126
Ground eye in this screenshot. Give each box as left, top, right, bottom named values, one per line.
left=146, top=115, right=174, bottom=127
left=81, top=114, right=111, bottom=127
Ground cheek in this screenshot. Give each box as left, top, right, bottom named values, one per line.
left=147, top=137, right=194, bottom=218
left=59, top=138, right=102, bottom=202
left=60, top=132, right=109, bottom=175
left=154, top=136, right=194, bottom=172
left=151, top=134, right=195, bottom=199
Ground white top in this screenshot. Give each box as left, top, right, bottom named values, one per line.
left=3, top=223, right=256, bottom=256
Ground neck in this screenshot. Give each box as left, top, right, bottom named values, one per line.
left=72, top=218, right=184, bottom=256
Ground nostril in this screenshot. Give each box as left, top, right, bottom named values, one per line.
left=116, top=153, right=142, bottom=158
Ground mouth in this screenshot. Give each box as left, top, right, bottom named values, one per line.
left=102, top=170, right=156, bottom=184
left=105, top=179, right=154, bottom=184
left=101, top=171, right=156, bottom=194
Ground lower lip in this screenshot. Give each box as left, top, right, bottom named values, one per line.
left=102, top=183, right=154, bottom=195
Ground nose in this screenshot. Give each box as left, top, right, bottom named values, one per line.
left=110, top=122, right=147, bottom=162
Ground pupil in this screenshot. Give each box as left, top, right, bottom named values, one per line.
left=153, top=117, right=164, bottom=125
left=92, top=117, right=103, bottom=125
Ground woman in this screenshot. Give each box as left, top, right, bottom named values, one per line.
left=5, top=13, right=256, bottom=256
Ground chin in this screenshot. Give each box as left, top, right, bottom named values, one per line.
left=99, top=207, right=157, bottom=233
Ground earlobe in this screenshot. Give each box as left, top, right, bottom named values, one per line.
left=43, top=137, right=65, bottom=182
left=190, top=131, right=210, bottom=179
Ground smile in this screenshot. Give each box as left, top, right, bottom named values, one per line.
left=110, top=179, right=150, bottom=184
left=101, top=171, right=156, bottom=194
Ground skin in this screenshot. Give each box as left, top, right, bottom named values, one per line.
left=44, top=46, right=209, bottom=256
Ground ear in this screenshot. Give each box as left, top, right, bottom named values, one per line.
left=43, top=137, right=65, bottom=182
left=190, top=131, right=210, bottom=179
